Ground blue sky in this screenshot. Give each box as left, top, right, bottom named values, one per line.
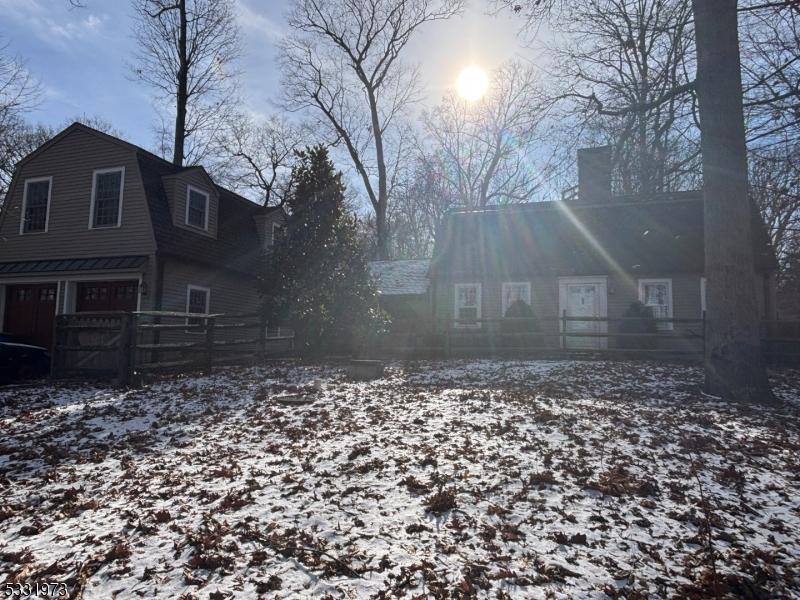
left=0, top=0, right=529, bottom=153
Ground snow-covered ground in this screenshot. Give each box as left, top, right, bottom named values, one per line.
left=1, top=360, right=799, bottom=599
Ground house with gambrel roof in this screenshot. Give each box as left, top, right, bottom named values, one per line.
left=0, top=122, right=285, bottom=350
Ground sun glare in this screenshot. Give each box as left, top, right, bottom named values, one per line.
left=456, top=65, right=489, bottom=102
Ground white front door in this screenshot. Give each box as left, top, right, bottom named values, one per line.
left=558, top=277, right=608, bottom=349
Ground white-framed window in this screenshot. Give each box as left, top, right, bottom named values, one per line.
left=700, top=277, right=707, bottom=316
left=638, top=278, right=673, bottom=331
left=502, top=281, right=531, bottom=317
left=20, top=176, right=52, bottom=234
left=454, top=283, right=481, bottom=329
left=185, top=284, right=211, bottom=328
left=185, top=185, right=209, bottom=230
left=89, top=167, right=124, bottom=228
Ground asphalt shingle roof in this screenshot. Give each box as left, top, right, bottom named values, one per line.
left=369, top=259, right=430, bottom=295
left=431, top=193, right=777, bottom=278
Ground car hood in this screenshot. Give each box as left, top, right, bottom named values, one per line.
left=0, top=342, right=49, bottom=352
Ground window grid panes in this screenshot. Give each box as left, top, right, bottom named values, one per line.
left=502, top=282, right=531, bottom=317
left=23, top=180, right=50, bottom=233
left=455, top=284, right=480, bottom=327
left=641, top=281, right=672, bottom=331
left=187, top=190, right=207, bottom=228
left=92, top=171, right=122, bottom=227
left=187, top=288, right=209, bottom=327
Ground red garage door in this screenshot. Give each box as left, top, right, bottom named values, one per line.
left=76, top=281, right=138, bottom=313
left=4, top=283, right=58, bottom=349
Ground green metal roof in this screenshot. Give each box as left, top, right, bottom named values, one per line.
left=0, top=255, right=147, bottom=274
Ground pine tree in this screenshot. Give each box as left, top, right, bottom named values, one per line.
left=261, top=146, right=388, bottom=355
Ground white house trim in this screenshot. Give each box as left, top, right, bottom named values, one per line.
left=88, top=167, right=125, bottom=229
left=19, top=176, right=53, bottom=235
left=185, top=185, right=210, bottom=231
left=501, top=281, right=531, bottom=316
left=638, top=278, right=674, bottom=331
left=557, top=276, right=608, bottom=349
left=454, top=282, right=482, bottom=329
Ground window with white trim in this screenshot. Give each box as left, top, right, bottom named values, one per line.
left=21, top=177, right=52, bottom=234
left=638, top=278, right=673, bottom=331
left=186, top=186, right=209, bottom=230
left=502, top=282, right=531, bottom=317
left=185, top=285, right=210, bottom=327
left=90, top=168, right=124, bottom=228
left=454, top=283, right=481, bottom=328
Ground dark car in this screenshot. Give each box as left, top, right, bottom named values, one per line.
left=0, top=333, right=51, bottom=384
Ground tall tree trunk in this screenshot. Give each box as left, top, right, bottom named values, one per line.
left=173, top=0, right=188, bottom=166
left=692, top=0, right=776, bottom=403
left=367, top=92, right=390, bottom=260
left=376, top=202, right=388, bottom=260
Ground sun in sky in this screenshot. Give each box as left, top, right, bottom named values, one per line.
left=456, top=65, right=489, bottom=101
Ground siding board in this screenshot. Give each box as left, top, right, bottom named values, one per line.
left=0, top=128, right=156, bottom=261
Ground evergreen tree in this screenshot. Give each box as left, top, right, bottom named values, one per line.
left=261, top=145, right=388, bottom=355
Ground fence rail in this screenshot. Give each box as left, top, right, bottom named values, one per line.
left=52, top=311, right=294, bottom=384
left=371, top=313, right=800, bottom=364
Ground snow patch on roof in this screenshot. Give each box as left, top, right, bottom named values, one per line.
left=369, top=259, right=430, bottom=295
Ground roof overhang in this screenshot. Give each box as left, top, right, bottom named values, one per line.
left=0, top=255, right=148, bottom=275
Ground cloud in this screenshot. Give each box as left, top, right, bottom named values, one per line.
left=237, top=1, right=283, bottom=41
left=0, top=0, right=110, bottom=48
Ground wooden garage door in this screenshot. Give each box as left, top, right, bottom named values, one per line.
left=4, top=283, right=58, bottom=349
left=76, top=281, right=138, bottom=313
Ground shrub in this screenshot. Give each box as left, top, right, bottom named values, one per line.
left=618, top=301, right=657, bottom=349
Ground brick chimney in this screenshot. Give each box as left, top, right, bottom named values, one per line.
left=577, top=146, right=612, bottom=204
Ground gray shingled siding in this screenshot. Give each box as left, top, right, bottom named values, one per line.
left=0, top=128, right=156, bottom=261
left=159, top=259, right=261, bottom=316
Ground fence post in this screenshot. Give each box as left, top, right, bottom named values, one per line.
left=51, top=315, right=66, bottom=378
left=702, top=310, right=706, bottom=357
left=204, top=317, right=215, bottom=375
left=258, top=313, right=267, bottom=363
left=561, top=309, right=567, bottom=350
left=116, top=313, right=132, bottom=386
left=128, top=313, right=139, bottom=386
left=444, top=320, right=452, bottom=358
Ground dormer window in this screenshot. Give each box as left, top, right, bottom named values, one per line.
left=90, top=168, right=124, bottom=228
left=20, top=177, right=52, bottom=234
left=186, top=185, right=209, bottom=230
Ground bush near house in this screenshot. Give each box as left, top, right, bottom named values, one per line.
left=500, top=299, right=544, bottom=346
left=618, top=301, right=658, bottom=349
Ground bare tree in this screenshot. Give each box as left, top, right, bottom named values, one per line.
left=280, top=0, right=464, bottom=259
left=540, top=0, right=699, bottom=195
left=0, top=44, right=40, bottom=201
left=130, top=0, right=241, bottom=166
left=389, top=152, right=460, bottom=257
left=692, top=0, right=775, bottom=402
left=740, top=2, right=800, bottom=150
left=750, top=148, right=800, bottom=273
left=421, top=61, right=548, bottom=208
left=215, top=114, right=310, bottom=206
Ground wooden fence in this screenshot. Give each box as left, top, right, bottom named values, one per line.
left=370, top=313, right=800, bottom=364
left=52, top=311, right=294, bottom=385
